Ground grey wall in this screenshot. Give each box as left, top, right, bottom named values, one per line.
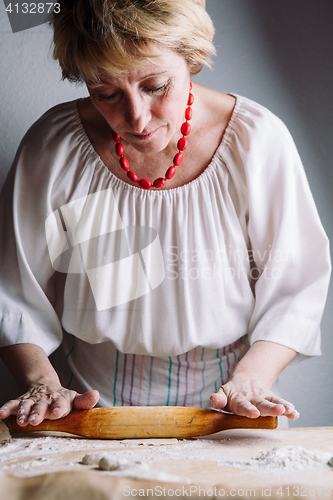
left=197, top=1, right=333, bottom=427
left=0, top=1, right=332, bottom=426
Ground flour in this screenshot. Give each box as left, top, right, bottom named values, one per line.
left=1, top=434, right=332, bottom=481
left=82, top=443, right=332, bottom=477
left=80, top=450, right=190, bottom=483
left=226, top=446, right=332, bottom=471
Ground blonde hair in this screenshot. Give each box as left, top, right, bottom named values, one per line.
left=51, top=0, right=215, bottom=83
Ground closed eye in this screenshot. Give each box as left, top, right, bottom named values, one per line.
left=145, top=83, right=168, bottom=94
left=96, top=82, right=169, bottom=102
left=96, top=92, right=120, bottom=102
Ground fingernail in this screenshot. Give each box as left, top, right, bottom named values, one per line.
left=18, top=417, right=25, bottom=424
left=29, top=414, right=36, bottom=422
left=0, top=405, right=7, bottom=412
left=18, top=408, right=25, bottom=416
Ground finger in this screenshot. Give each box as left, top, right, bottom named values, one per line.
left=283, top=409, right=300, bottom=420
left=254, top=399, right=286, bottom=417
left=266, top=395, right=299, bottom=418
left=230, top=398, right=260, bottom=419
left=27, top=400, right=54, bottom=426
left=209, top=387, right=228, bottom=410
left=17, top=399, right=36, bottom=426
left=46, top=396, right=73, bottom=421
left=267, top=395, right=295, bottom=412
left=73, top=390, right=100, bottom=410
left=0, top=400, right=20, bottom=419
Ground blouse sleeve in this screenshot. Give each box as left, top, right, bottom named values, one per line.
left=225, top=97, right=331, bottom=361
left=0, top=105, right=78, bottom=356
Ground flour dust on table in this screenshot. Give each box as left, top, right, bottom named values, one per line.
left=226, top=446, right=332, bottom=471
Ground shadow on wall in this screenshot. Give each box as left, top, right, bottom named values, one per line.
left=249, top=0, right=333, bottom=208
left=0, top=152, right=15, bottom=192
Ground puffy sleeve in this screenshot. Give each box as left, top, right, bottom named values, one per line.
left=0, top=102, right=89, bottom=355
left=225, top=97, right=331, bottom=361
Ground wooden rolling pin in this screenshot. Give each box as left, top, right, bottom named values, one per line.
left=7, top=407, right=277, bottom=439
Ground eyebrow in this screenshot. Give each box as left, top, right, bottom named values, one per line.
left=139, top=71, right=168, bottom=80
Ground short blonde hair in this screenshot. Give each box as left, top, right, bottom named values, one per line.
left=51, top=0, right=215, bottom=83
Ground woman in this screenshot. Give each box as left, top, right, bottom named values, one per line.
left=0, top=0, right=330, bottom=427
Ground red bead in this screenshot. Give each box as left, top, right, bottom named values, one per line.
left=111, top=131, right=121, bottom=142
left=187, top=93, right=194, bottom=106
left=139, top=179, right=152, bottom=190
left=173, top=152, right=184, bottom=166
left=120, top=157, right=129, bottom=171
left=127, top=170, right=139, bottom=182
left=185, top=107, right=192, bottom=121
left=166, top=166, right=176, bottom=179
left=115, top=143, right=124, bottom=156
left=181, top=122, right=191, bottom=136
left=153, top=178, right=166, bottom=188
left=177, top=137, right=188, bottom=151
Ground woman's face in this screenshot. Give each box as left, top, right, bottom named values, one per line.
left=86, top=48, right=191, bottom=155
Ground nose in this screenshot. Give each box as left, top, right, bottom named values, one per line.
left=124, top=94, right=151, bottom=133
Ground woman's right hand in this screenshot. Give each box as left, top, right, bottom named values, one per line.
left=0, top=383, right=99, bottom=426
left=0, top=343, right=100, bottom=426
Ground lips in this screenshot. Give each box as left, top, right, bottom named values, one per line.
left=131, top=128, right=159, bottom=140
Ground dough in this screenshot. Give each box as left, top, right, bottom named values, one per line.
left=99, top=455, right=149, bottom=472
left=120, top=438, right=179, bottom=446
left=80, top=452, right=107, bottom=466
left=99, top=456, right=131, bottom=471
left=81, top=452, right=150, bottom=472
left=0, top=469, right=147, bottom=500
left=0, top=420, right=11, bottom=443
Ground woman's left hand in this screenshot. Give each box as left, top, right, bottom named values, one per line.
left=209, top=340, right=300, bottom=420
left=210, top=372, right=299, bottom=419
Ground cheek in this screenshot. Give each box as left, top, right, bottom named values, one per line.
left=94, top=102, right=122, bottom=128
left=91, top=99, right=108, bottom=118
left=159, top=94, right=187, bottom=127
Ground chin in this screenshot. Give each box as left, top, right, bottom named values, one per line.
left=129, top=134, right=172, bottom=154
left=132, top=142, right=168, bottom=155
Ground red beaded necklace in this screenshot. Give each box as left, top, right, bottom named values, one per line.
left=112, top=83, right=194, bottom=190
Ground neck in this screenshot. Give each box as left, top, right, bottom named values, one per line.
left=112, top=83, right=193, bottom=190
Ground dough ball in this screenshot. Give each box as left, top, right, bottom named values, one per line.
left=0, top=421, right=11, bottom=444
left=81, top=452, right=106, bottom=465
left=99, top=456, right=130, bottom=471
left=98, top=455, right=150, bottom=472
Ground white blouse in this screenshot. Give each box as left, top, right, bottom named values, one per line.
left=0, top=95, right=330, bottom=407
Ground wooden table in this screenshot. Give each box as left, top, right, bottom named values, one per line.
left=0, top=426, right=332, bottom=499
